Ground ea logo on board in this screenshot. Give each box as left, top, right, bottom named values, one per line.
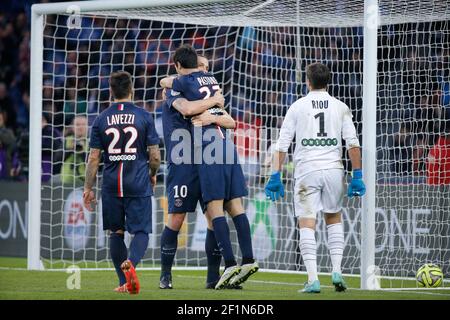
left=64, top=189, right=91, bottom=251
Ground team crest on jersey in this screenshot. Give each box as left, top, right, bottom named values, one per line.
left=174, top=198, right=183, bottom=207
left=171, top=90, right=180, bottom=96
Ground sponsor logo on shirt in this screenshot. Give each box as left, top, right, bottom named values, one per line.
left=301, top=138, right=338, bottom=147
left=109, top=155, right=137, bottom=161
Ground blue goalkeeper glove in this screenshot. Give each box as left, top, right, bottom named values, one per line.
left=265, top=171, right=285, bottom=202
left=347, top=169, right=366, bottom=198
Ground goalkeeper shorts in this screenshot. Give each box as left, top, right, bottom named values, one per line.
left=293, top=168, right=345, bottom=219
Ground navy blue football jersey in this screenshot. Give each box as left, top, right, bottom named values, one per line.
left=89, top=102, right=160, bottom=197
left=162, top=89, right=193, bottom=164
left=172, top=71, right=225, bottom=137
left=165, top=73, right=248, bottom=203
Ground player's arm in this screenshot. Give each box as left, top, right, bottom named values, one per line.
left=265, top=106, right=297, bottom=201
left=172, top=90, right=224, bottom=117
left=160, top=76, right=176, bottom=89
left=348, top=147, right=362, bottom=170
left=83, top=148, right=101, bottom=210
left=342, top=106, right=365, bottom=197
left=148, top=144, right=161, bottom=186
left=191, top=109, right=236, bottom=129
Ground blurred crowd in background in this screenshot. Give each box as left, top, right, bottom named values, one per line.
left=1, top=0, right=449, bottom=185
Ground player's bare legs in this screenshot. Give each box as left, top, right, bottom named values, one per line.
left=324, top=212, right=347, bottom=291
left=206, top=200, right=240, bottom=289
left=298, top=218, right=321, bottom=293
left=160, top=213, right=186, bottom=289
left=225, top=198, right=259, bottom=286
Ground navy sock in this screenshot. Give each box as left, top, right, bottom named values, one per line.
left=233, top=213, right=254, bottom=264
left=109, top=232, right=128, bottom=286
left=160, top=226, right=179, bottom=276
left=205, top=228, right=222, bottom=284
left=212, top=216, right=236, bottom=268
left=129, top=232, right=149, bottom=267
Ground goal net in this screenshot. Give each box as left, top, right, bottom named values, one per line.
left=33, top=0, right=450, bottom=289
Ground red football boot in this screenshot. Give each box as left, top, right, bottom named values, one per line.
left=120, top=260, right=140, bottom=294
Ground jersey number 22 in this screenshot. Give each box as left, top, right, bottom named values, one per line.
left=105, top=127, right=138, bottom=154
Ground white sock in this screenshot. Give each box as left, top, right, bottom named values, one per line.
left=327, top=223, right=344, bottom=274
left=299, top=228, right=318, bottom=283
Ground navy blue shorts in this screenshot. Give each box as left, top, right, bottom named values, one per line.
left=166, top=163, right=203, bottom=213
left=101, top=193, right=152, bottom=234
left=197, top=162, right=248, bottom=203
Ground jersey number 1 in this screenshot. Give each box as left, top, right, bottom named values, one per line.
left=314, top=112, right=327, bottom=137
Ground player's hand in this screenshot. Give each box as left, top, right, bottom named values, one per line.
left=265, top=171, right=285, bottom=201
left=150, top=175, right=157, bottom=187
left=347, top=169, right=366, bottom=198
left=211, top=89, right=225, bottom=108
left=191, top=111, right=216, bottom=127
left=83, top=189, right=97, bottom=211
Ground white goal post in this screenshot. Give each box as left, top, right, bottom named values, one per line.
left=28, top=0, right=450, bottom=291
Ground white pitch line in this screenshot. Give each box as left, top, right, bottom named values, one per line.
left=175, top=274, right=450, bottom=297
left=0, top=267, right=28, bottom=271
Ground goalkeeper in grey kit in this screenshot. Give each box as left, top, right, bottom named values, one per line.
left=265, top=63, right=366, bottom=293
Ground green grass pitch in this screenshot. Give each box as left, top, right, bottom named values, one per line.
left=0, top=257, right=449, bottom=300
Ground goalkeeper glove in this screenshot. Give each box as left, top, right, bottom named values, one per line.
left=347, top=169, right=366, bottom=198
left=265, top=171, right=285, bottom=201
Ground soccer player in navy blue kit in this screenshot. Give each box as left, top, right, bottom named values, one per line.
left=159, top=55, right=239, bottom=290
left=160, top=45, right=259, bottom=290
left=83, top=71, right=161, bottom=294
left=159, top=56, right=235, bottom=289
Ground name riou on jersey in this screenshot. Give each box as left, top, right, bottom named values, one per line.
left=301, top=138, right=338, bottom=147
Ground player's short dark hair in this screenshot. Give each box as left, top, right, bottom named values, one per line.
left=306, top=63, right=331, bottom=90
left=109, top=70, right=133, bottom=99
left=173, top=44, right=198, bottom=69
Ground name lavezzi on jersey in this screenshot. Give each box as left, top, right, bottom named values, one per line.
left=275, top=91, right=360, bottom=179
left=90, top=102, right=160, bottom=197
left=106, top=113, right=135, bottom=126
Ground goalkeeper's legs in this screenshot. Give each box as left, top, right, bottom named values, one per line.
left=298, top=218, right=320, bottom=293
left=160, top=213, right=185, bottom=289
left=325, top=213, right=347, bottom=292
